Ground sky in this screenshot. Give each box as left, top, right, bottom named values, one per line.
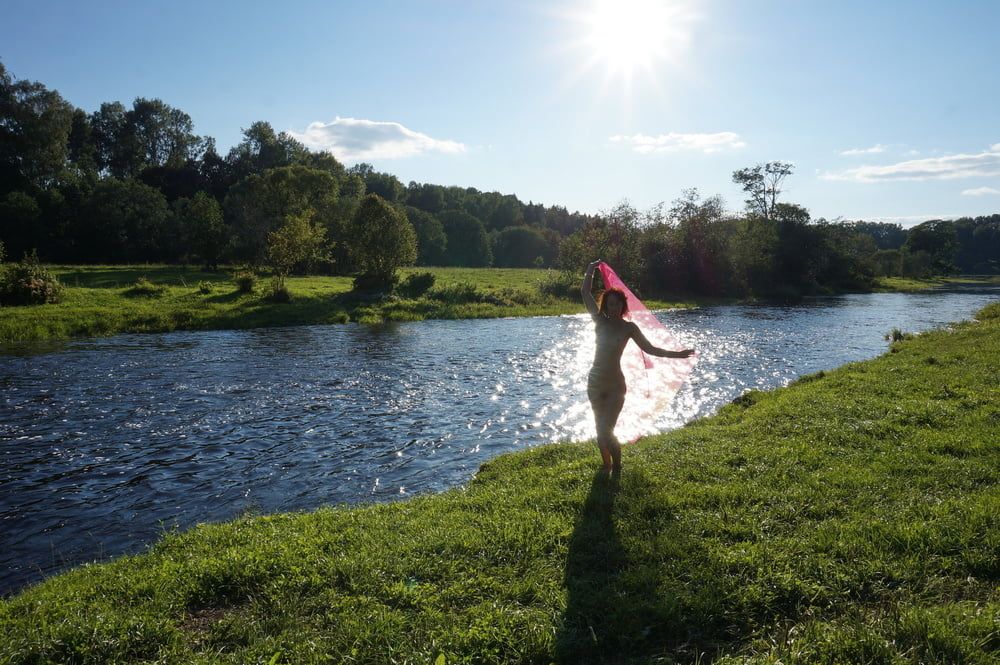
left=2, top=0, right=998, bottom=227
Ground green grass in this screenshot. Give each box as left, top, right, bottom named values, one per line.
left=2, top=303, right=998, bottom=664
left=874, top=274, right=1000, bottom=292
left=0, top=265, right=697, bottom=344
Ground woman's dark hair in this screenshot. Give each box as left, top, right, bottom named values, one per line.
left=597, top=288, right=628, bottom=317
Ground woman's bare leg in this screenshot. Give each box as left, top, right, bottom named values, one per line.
left=591, top=387, right=625, bottom=473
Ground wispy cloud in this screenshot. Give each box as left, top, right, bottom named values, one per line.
left=289, top=117, right=466, bottom=161
left=961, top=186, right=1000, bottom=196
left=610, top=131, right=746, bottom=154
left=839, top=144, right=887, bottom=156
left=822, top=143, right=1000, bottom=182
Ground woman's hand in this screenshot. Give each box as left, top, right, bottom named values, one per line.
left=586, top=259, right=602, bottom=273
left=675, top=349, right=695, bottom=358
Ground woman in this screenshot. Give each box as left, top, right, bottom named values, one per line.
left=582, top=260, right=694, bottom=473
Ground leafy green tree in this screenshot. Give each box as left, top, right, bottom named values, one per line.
left=0, top=62, right=75, bottom=193
left=492, top=225, right=550, bottom=267
left=72, top=178, right=173, bottom=262
left=226, top=121, right=309, bottom=183
left=904, top=220, right=958, bottom=275
left=224, top=165, right=340, bottom=265
left=732, top=161, right=793, bottom=220
left=266, top=208, right=329, bottom=294
left=405, top=206, right=447, bottom=265
left=351, top=194, right=416, bottom=285
left=728, top=215, right=778, bottom=295
left=174, top=192, right=226, bottom=269
left=349, top=164, right=405, bottom=203
left=406, top=182, right=445, bottom=212
left=91, top=98, right=204, bottom=178
left=439, top=209, right=492, bottom=267
left=487, top=195, right=524, bottom=230
left=0, top=191, right=42, bottom=258
left=667, top=189, right=729, bottom=294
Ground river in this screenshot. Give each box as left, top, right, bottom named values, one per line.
left=1, top=286, right=996, bottom=594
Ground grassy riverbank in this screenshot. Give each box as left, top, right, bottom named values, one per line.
left=0, top=265, right=694, bottom=345
left=2, top=304, right=998, bottom=664
left=873, top=274, right=1000, bottom=292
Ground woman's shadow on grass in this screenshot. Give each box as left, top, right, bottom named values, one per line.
left=556, top=469, right=726, bottom=664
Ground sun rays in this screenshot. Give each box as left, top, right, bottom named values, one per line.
left=553, top=0, right=701, bottom=100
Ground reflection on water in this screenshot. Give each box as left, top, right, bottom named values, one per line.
left=1, top=287, right=996, bottom=593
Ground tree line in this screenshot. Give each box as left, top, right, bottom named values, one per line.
left=1, top=62, right=997, bottom=298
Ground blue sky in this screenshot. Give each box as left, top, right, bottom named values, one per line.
left=3, top=0, right=998, bottom=226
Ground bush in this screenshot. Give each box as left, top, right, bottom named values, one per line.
left=126, top=277, right=167, bottom=297
left=266, top=279, right=292, bottom=303
left=233, top=270, right=256, bottom=294
left=0, top=251, right=63, bottom=306
left=397, top=272, right=436, bottom=298
left=537, top=270, right=580, bottom=300
left=428, top=282, right=483, bottom=303
left=353, top=272, right=399, bottom=293
left=197, top=281, right=213, bottom=295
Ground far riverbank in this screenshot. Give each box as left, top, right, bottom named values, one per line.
left=1, top=265, right=997, bottom=346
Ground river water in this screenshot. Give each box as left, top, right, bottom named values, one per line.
left=1, top=287, right=996, bottom=594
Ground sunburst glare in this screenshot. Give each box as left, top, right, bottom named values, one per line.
left=556, top=0, right=700, bottom=95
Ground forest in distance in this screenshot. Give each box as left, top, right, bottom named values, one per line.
left=2, top=61, right=999, bottom=303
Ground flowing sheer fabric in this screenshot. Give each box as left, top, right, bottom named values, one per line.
left=596, top=262, right=696, bottom=441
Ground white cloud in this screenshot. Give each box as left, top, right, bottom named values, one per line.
left=822, top=143, right=1000, bottom=182
left=609, top=131, right=746, bottom=154
left=289, top=117, right=466, bottom=161
left=839, top=144, right=887, bottom=156
left=961, top=186, right=1000, bottom=196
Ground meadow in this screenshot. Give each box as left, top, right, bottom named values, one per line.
left=1, top=302, right=996, bottom=664
left=0, top=265, right=702, bottom=345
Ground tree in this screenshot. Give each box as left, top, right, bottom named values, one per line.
left=0, top=62, right=75, bottom=193
left=439, top=210, right=492, bottom=267
left=266, top=208, right=329, bottom=295
left=351, top=194, right=417, bottom=286
left=72, top=178, right=173, bottom=262
left=904, top=220, right=958, bottom=275
left=493, top=225, right=551, bottom=267
left=732, top=161, right=793, bottom=220
left=175, top=192, right=226, bottom=269
left=0, top=191, right=42, bottom=258
left=226, top=121, right=309, bottom=182
left=349, top=164, right=404, bottom=204
left=91, top=98, right=204, bottom=178
left=406, top=182, right=445, bottom=213
left=223, top=165, right=340, bottom=265
left=406, top=206, right=447, bottom=265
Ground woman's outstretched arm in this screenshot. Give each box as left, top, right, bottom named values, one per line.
left=582, top=260, right=601, bottom=319
left=629, top=323, right=694, bottom=358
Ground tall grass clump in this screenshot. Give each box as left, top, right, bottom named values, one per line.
left=0, top=250, right=63, bottom=306
left=124, top=276, right=167, bottom=297
left=428, top=281, right=483, bottom=303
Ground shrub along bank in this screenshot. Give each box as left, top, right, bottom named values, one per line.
left=1, top=303, right=997, bottom=663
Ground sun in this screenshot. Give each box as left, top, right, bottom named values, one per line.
left=558, top=0, right=698, bottom=91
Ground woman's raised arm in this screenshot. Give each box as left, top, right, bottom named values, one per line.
left=582, top=260, right=601, bottom=319
left=629, top=323, right=695, bottom=358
